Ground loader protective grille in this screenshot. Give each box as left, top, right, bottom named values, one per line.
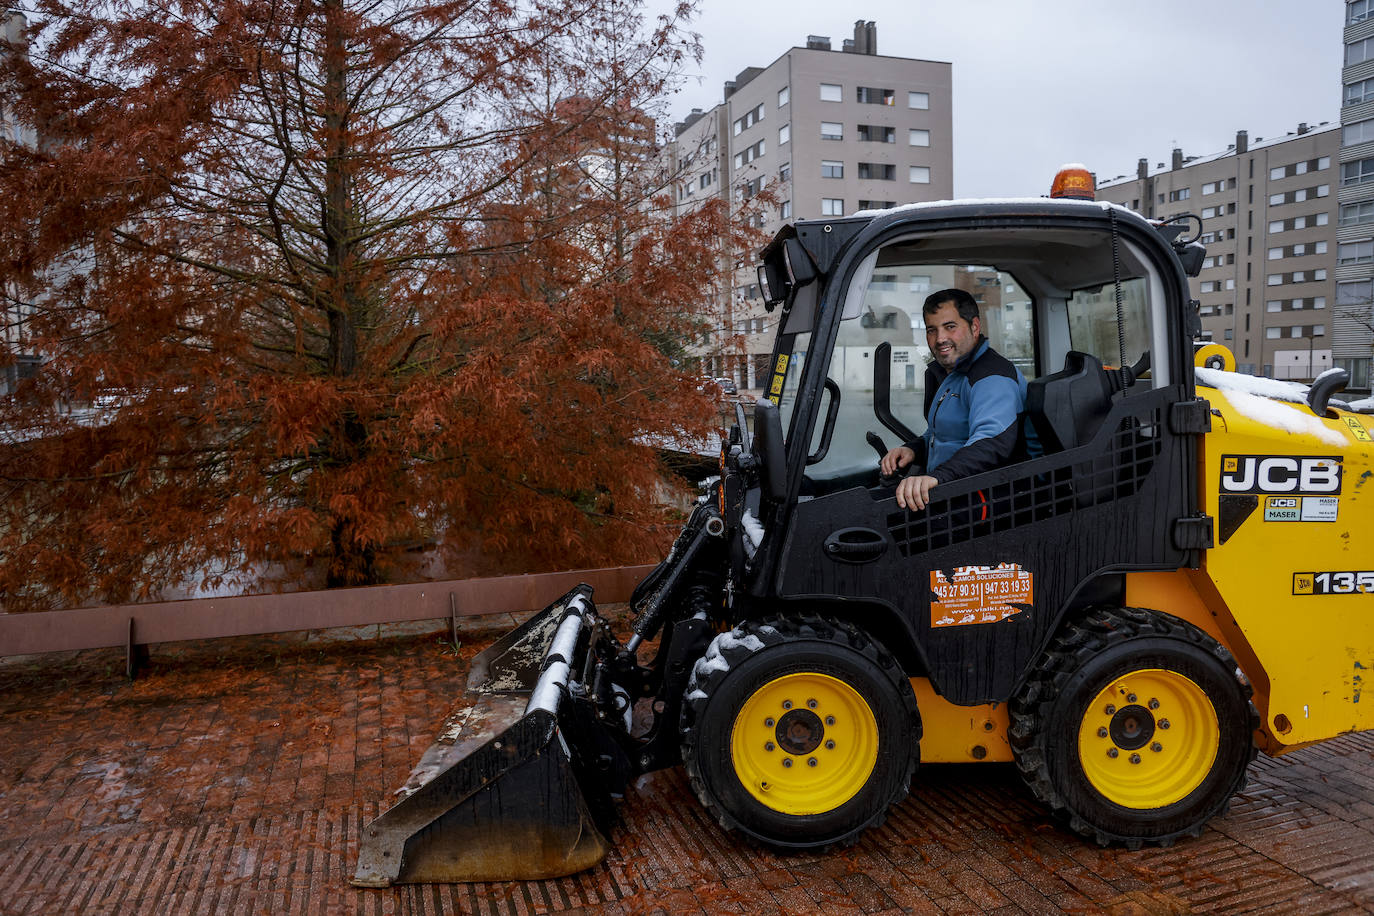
left=886, top=407, right=1163, bottom=558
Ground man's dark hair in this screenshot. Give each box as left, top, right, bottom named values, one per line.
left=922, top=287, right=980, bottom=325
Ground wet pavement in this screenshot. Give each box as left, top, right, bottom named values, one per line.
left=2, top=613, right=1373, bottom=915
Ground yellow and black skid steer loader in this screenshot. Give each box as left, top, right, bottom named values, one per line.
left=353, top=168, right=1374, bottom=886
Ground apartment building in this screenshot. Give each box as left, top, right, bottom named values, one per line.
left=1339, top=0, right=1374, bottom=391
left=669, top=21, right=953, bottom=392
left=1, top=9, right=39, bottom=393
left=1096, top=125, right=1342, bottom=382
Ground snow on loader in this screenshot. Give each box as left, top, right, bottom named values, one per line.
left=353, top=169, right=1374, bottom=886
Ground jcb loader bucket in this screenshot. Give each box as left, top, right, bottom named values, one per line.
left=352, top=585, right=627, bottom=886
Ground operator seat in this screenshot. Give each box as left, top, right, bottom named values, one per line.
left=1025, top=350, right=1128, bottom=453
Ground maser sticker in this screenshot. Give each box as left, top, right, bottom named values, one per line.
left=1262, top=496, right=1339, bottom=522
left=931, top=563, right=1032, bottom=628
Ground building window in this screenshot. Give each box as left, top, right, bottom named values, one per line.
left=1169, top=188, right=1190, bottom=201
left=1342, top=158, right=1374, bottom=186
left=778, top=86, right=789, bottom=107
left=1339, top=240, right=1374, bottom=264
left=821, top=160, right=844, bottom=179
left=908, top=128, right=930, bottom=147
left=821, top=198, right=844, bottom=217
left=780, top=200, right=792, bottom=219
left=1345, top=119, right=1374, bottom=146
left=1338, top=279, right=1373, bottom=304
left=732, top=139, right=765, bottom=170
left=1341, top=201, right=1374, bottom=226
left=1266, top=327, right=1281, bottom=339
left=1267, top=247, right=1283, bottom=260
left=1348, top=36, right=1374, bottom=65
left=732, top=103, right=764, bottom=136
left=779, top=162, right=791, bottom=182
left=1202, top=206, right=1220, bottom=218
left=820, top=121, right=843, bottom=141
left=858, top=162, right=896, bottom=180
left=1351, top=0, right=1372, bottom=24
left=778, top=123, right=790, bottom=145
left=820, top=83, right=842, bottom=102
left=1202, top=181, right=1221, bottom=195
left=1335, top=358, right=1371, bottom=388
left=857, top=124, right=896, bottom=143
left=909, top=165, right=931, bottom=184
left=1272, top=157, right=1333, bottom=180
left=908, top=91, right=929, bottom=109
left=856, top=86, right=894, bottom=105
left=1347, top=77, right=1374, bottom=106
left=858, top=199, right=896, bottom=210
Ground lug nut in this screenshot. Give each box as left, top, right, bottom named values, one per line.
left=782, top=758, right=793, bottom=768
left=760, top=781, right=770, bottom=790
left=1159, top=719, right=1171, bottom=729
left=807, top=699, right=818, bottom=709
left=1129, top=753, right=1141, bottom=764
left=1105, top=704, right=1116, bottom=715
left=1097, top=727, right=1109, bottom=738
left=826, top=716, right=836, bottom=726
left=1148, top=698, right=1160, bottom=710
left=782, top=700, right=793, bottom=710
left=1107, top=748, right=1119, bottom=758
left=825, top=740, right=836, bottom=750
left=1127, top=693, right=1137, bottom=703
left=1151, top=742, right=1163, bottom=752
left=764, top=742, right=775, bottom=752
left=765, top=717, right=775, bottom=727
left=807, top=757, right=818, bottom=767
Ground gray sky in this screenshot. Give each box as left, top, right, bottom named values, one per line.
left=656, top=0, right=1345, bottom=198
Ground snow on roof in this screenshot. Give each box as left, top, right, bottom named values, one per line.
left=1096, top=124, right=1340, bottom=190
left=1196, top=367, right=1346, bottom=446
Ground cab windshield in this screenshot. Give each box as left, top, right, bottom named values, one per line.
left=772, top=225, right=1165, bottom=490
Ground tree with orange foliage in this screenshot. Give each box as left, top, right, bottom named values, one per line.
left=0, top=0, right=755, bottom=610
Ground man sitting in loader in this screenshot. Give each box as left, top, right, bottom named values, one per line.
left=880, top=288, right=1031, bottom=511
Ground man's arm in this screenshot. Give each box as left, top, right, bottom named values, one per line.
left=927, top=373, right=1024, bottom=484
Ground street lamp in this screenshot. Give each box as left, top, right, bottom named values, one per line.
left=1308, top=326, right=1326, bottom=380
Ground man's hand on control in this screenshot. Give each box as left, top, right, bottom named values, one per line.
left=895, top=475, right=938, bottom=511
left=880, top=445, right=915, bottom=477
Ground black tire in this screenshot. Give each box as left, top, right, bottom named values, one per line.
left=1010, top=607, right=1258, bottom=848
left=680, top=615, right=920, bottom=850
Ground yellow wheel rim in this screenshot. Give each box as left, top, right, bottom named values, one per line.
left=1078, top=668, right=1219, bottom=809
left=730, top=672, right=879, bottom=815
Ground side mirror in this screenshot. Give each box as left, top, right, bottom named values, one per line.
left=758, top=237, right=817, bottom=312
left=752, top=397, right=787, bottom=501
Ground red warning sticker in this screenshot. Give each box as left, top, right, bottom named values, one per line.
left=930, top=564, right=1033, bottom=628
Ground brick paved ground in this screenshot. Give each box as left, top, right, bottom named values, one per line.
left=2, top=614, right=1374, bottom=915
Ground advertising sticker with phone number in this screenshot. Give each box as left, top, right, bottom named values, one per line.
left=931, top=563, right=1033, bottom=628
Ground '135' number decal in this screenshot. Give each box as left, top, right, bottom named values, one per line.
left=1293, top=571, right=1374, bottom=595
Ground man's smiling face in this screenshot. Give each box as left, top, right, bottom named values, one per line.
left=925, top=300, right=980, bottom=369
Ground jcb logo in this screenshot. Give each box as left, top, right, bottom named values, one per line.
left=1220, top=455, right=1342, bottom=495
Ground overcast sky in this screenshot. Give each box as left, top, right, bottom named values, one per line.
left=654, top=0, right=1345, bottom=199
